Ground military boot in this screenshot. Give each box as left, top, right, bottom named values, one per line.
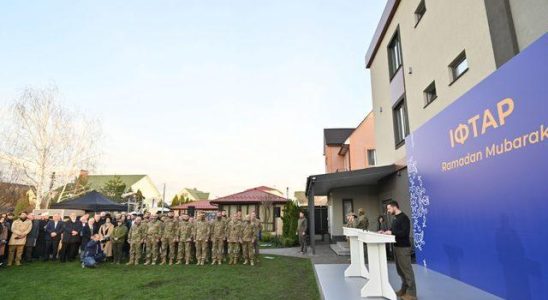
left=250, top=260, right=255, bottom=266
left=243, top=259, right=248, bottom=265
left=185, top=259, right=190, bottom=265
left=160, top=259, right=166, bottom=265
left=176, top=260, right=181, bottom=265
left=218, top=260, right=222, bottom=265
left=126, top=260, right=133, bottom=266
left=234, top=258, right=238, bottom=264
left=211, top=259, right=216, bottom=265
left=143, top=260, right=150, bottom=266
left=169, top=259, right=173, bottom=265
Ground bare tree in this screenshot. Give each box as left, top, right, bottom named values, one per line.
left=0, top=85, right=102, bottom=209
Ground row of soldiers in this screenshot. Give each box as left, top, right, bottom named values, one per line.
left=124, top=210, right=261, bottom=266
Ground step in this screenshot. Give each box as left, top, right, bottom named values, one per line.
left=329, top=243, right=350, bottom=256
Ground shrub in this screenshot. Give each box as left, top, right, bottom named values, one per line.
left=261, top=232, right=273, bottom=243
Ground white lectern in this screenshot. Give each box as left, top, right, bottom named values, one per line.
left=357, top=231, right=396, bottom=300
left=343, top=227, right=369, bottom=279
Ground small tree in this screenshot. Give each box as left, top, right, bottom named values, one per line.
left=281, top=200, right=301, bottom=247
left=135, top=189, right=144, bottom=210
left=171, top=195, right=180, bottom=206
left=101, top=175, right=126, bottom=203
left=14, top=197, right=31, bottom=217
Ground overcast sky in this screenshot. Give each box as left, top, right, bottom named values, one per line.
left=0, top=0, right=385, bottom=200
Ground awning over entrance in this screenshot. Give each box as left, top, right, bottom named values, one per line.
left=305, top=164, right=397, bottom=196
left=304, top=164, right=397, bottom=254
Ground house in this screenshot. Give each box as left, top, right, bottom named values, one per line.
left=176, top=187, right=210, bottom=202
left=210, top=186, right=289, bottom=235
left=305, top=0, right=548, bottom=252
left=85, top=174, right=162, bottom=211
left=0, top=182, right=37, bottom=213
left=171, top=200, right=218, bottom=218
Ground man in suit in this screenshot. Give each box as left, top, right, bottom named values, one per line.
left=60, top=213, right=82, bottom=262
left=297, top=211, right=307, bottom=254
left=24, top=213, right=40, bottom=262
left=44, top=214, right=63, bottom=261
left=80, top=216, right=93, bottom=253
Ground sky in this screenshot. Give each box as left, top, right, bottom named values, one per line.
left=0, top=0, right=386, bottom=200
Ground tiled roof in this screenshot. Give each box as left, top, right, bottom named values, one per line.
left=87, top=175, right=147, bottom=192
left=210, top=187, right=289, bottom=204
left=171, top=200, right=218, bottom=210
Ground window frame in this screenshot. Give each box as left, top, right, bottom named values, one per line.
left=367, top=149, right=377, bottom=166
left=449, top=50, right=469, bottom=85
left=387, top=29, right=403, bottom=80
left=423, top=81, right=437, bottom=108
left=392, top=97, right=410, bottom=149
left=414, top=0, right=426, bottom=27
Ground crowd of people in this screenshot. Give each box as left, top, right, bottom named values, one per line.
left=0, top=209, right=262, bottom=268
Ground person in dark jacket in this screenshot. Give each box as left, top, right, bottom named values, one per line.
left=80, top=217, right=93, bottom=252
left=297, top=211, right=308, bottom=254
left=44, top=214, right=64, bottom=260
left=60, top=213, right=82, bottom=262
left=35, top=214, right=48, bottom=259
left=82, top=234, right=105, bottom=268
left=24, top=213, right=41, bottom=262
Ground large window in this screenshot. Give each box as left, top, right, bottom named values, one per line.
left=449, top=50, right=469, bottom=83
left=393, top=98, right=410, bottom=147
left=387, top=30, right=402, bottom=78
left=367, top=149, right=377, bottom=166
left=343, top=199, right=354, bottom=224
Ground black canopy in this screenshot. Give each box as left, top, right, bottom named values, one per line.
left=51, top=190, right=126, bottom=212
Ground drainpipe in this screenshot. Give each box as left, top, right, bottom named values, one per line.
left=307, top=177, right=316, bottom=255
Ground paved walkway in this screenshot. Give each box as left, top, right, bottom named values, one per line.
left=260, top=244, right=350, bottom=264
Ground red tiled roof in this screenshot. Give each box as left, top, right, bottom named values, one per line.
left=210, top=187, right=289, bottom=204
left=171, top=200, right=218, bottom=210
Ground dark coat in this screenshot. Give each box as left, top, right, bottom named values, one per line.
left=80, top=223, right=92, bottom=250
left=25, top=219, right=41, bottom=247
left=45, top=220, right=64, bottom=241
left=83, top=240, right=103, bottom=258
left=62, top=220, right=82, bottom=243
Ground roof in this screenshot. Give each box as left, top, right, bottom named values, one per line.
left=87, top=175, right=147, bottom=192
left=180, top=188, right=210, bottom=200
left=246, top=186, right=284, bottom=197
left=306, top=165, right=397, bottom=196
left=171, top=200, right=218, bottom=211
left=365, top=0, right=400, bottom=68
left=294, top=191, right=328, bottom=207
left=51, top=190, right=126, bottom=212
left=210, top=186, right=289, bottom=205
left=324, top=128, right=355, bottom=146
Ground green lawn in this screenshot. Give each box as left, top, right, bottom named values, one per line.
left=0, top=255, right=320, bottom=300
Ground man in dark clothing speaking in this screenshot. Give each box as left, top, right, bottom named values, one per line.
left=381, top=200, right=417, bottom=300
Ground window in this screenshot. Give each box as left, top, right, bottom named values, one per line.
left=423, top=81, right=437, bottom=107
left=449, top=51, right=469, bottom=83
left=367, top=149, right=377, bottom=166
left=387, top=30, right=402, bottom=78
left=393, top=98, right=410, bottom=147
left=415, top=0, right=426, bottom=26
left=343, top=199, right=354, bottom=224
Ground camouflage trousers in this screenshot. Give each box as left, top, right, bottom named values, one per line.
left=177, top=241, right=191, bottom=262
left=195, top=240, right=208, bottom=261
left=145, top=238, right=160, bottom=263
left=129, top=242, right=142, bottom=264
left=228, top=242, right=240, bottom=260
left=242, top=241, right=255, bottom=261
left=160, top=237, right=177, bottom=262
left=211, top=238, right=224, bottom=261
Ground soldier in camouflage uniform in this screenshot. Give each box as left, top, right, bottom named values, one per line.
left=141, top=215, right=150, bottom=259
left=176, top=214, right=193, bottom=265
left=210, top=211, right=226, bottom=265
left=144, top=215, right=162, bottom=265
left=356, top=208, right=369, bottom=231
left=193, top=213, right=210, bottom=265
left=250, top=211, right=262, bottom=261
left=126, top=217, right=146, bottom=265
left=242, top=215, right=259, bottom=266
left=112, top=216, right=128, bottom=264
left=160, top=212, right=178, bottom=265
left=221, top=211, right=229, bottom=260
left=227, top=214, right=242, bottom=265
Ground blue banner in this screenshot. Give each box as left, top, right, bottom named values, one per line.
left=406, top=34, right=548, bottom=299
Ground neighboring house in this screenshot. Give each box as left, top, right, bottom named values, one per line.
left=210, top=186, right=289, bottom=234
left=306, top=0, right=548, bottom=244
left=176, top=187, right=210, bottom=202
left=171, top=200, right=218, bottom=218
left=0, top=182, right=37, bottom=213
left=85, top=174, right=162, bottom=211
left=295, top=191, right=327, bottom=207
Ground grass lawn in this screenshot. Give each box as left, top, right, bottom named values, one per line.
left=0, top=255, right=320, bottom=300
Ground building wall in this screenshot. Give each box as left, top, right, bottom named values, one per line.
left=131, top=176, right=162, bottom=209
left=370, top=0, right=498, bottom=166
left=508, top=0, right=548, bottom=51
left=328, top=186, right=379, bottom=238
left=324, top=145, right=347, bottom=173
left=348, top=113, right=376, bottom=169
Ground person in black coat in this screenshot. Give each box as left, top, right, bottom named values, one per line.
left=80, top=218, right=94, bottom=252
left=60, top=213, right=82, bottom=262
left=35, top=214, right=48, bottom=259
left=24, top=213, right=41, bottom=262
left=44, top=214, right=64, bottom=261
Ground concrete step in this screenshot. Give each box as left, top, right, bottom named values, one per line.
left=330, top=242, right=350, bottom=256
